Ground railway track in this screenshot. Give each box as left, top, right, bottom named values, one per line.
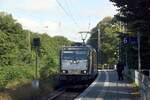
left=51, top=91, right=79, bottom=100
left=41, top=84, right=88, bottom=100
left=52, top=85, right=88, bottom=100
left=48, top=89, right=66, bottom=100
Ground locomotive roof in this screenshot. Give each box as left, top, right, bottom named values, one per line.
left=61, top=45, right=95, bottom=51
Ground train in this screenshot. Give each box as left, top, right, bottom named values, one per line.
left=59, top=44, right=98, bottom=83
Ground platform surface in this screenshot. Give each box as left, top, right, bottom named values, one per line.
left=75, top=70, right=140, bottom=100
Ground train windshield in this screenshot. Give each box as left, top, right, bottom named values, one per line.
left=62, top=50, right=88, bottom=60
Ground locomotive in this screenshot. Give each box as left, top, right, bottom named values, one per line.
left=59, top=44, right=98, bottom=83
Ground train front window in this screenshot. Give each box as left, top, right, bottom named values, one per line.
left=62, top=51, right=88, bottom=60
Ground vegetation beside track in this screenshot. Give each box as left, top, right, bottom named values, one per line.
left=0, top=12, right=72, bottom=99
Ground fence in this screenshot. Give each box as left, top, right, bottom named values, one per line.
left=126, top=70, right=150, bottom=100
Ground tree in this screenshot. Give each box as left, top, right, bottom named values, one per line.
left=110, top=0, right=150, bottom=73
left=0, top=12, right=73, bottom=88
left=87, top=17, right=119, bottom=68
left=110, top=0, right=150, bottom=33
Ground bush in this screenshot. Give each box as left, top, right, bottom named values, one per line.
left=40, top=57, right=57, bottom=79
left=0, top=66, right=34, bottom=89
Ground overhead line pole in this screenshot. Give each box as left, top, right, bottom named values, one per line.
left=87, top=29, right=101, bottom=69
left=138, top=32, right=141, bottom=72
left=98, top=29, right=101, bottom=68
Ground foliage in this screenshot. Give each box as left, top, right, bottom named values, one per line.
left=110, top=0, right=150, bottom=33
left=87, top=16, right=120, bottom=66
left=40, top=56, right=57, bottom=79
left=0, top=66, right=33, bottom=89
left=110, top=0, right=150, bottom=72
left=0, top=12, right=72, bottom=88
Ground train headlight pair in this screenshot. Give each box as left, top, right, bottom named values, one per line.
left=70, top=60, right=79, bottom=64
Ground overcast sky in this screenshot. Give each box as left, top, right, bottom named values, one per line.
left=0, top=0, right=117, bottom=42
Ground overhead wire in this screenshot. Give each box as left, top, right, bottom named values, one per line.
left=64, top=0, right=78, bottom=24
left=56, top=0, right=79, bottom=28
left=64, top=0, right=75, bottom=22
left=66, top=0, right=82, bottom=25
left=56, top=0, right=93, bottom=42
left=65, top=0, right=91, bottom=32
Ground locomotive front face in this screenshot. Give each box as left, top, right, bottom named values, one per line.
left=60, top=50, right=89, bottom=75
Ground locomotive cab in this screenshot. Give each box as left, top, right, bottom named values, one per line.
left=61, top=49, right=89, bottom=75
left=59, top=45, right=98, bottom=82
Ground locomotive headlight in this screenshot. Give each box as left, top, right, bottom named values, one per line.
left=83, top=70, right=87, bottom=74
left=73, top=60, right=76, bottom=64
left=81, top=70, right=87, bottom=74
left=62, top=70, right=66, bottom=73
left=70, top=60, right=73, bottom=64
left=76, top=60, right=79, bottom=63
left=62, top=70, right=67, bottom=73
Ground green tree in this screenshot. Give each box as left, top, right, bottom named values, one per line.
left=110, top=0, right=150, bottom=73
left=0, top=12, right=73, bottom=88
left=88, top=17, right=119, bottom=68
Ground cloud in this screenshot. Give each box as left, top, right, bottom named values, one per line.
left=17, top=0, right=57, bottom=12
left=17, top=18, right=59, bottom=33
left=0, top=0, right=117, bottom=42
left=78, top=0, right=117, bottom=19
left=17, top=17, right=82, bottom=41
left=1, top=0, right=57, bottom=12
left=17, top=18, right=39, bottom=30
left=80, top=8, right=116, bottom=18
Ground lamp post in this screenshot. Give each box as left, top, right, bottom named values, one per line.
left=97, top=29, right=101, bottom=69
left=137, top=32, right=141, bottom=72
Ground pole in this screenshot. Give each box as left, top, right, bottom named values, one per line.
left=32, top=38, right=40, bottom=89
left=98, top=29, right=101, bottom=68
left=28, top=32, right=31, bottom=52
left=32, top=46, right=39, bottom=89
left=124, top=24, right=128, bottom=74
left=138, top=32, right=141, bottom=72
left=98, top=29, right=100, bottom=53
left=119, top=21, right=122, bottom=62
left=119, top=40, right=121, bottom=61
left=125, top=50, right=128, bottom=74
left=35, top=47, right=38, bottom=80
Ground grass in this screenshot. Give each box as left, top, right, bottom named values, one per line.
left=0, top=63, right=59, bottom=100
left=0, top=93, right=11, bottom=100
left=0, top=80, right=37, bottom=100
left=0, top=75, right=58, bottom=100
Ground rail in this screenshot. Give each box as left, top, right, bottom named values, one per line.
left=40, top=84, right=88, bottom=100
left=48, top=90, right=66, bottom=100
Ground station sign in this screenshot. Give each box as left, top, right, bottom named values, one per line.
left=123, top=37, right=137, bottom=45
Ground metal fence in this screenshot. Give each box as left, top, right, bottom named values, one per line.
left=126, top=70, right=150, bottom=100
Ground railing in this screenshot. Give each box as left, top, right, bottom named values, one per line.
left=125, top=70, right=150, bottom=100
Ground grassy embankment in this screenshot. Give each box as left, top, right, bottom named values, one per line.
left=0, top=65, right=59, bottom=100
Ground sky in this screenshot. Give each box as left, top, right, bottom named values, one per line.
left=0, top=0, right=117, bottom=42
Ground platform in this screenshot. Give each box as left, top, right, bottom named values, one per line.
left=75, top=70, right=140, bottom=100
